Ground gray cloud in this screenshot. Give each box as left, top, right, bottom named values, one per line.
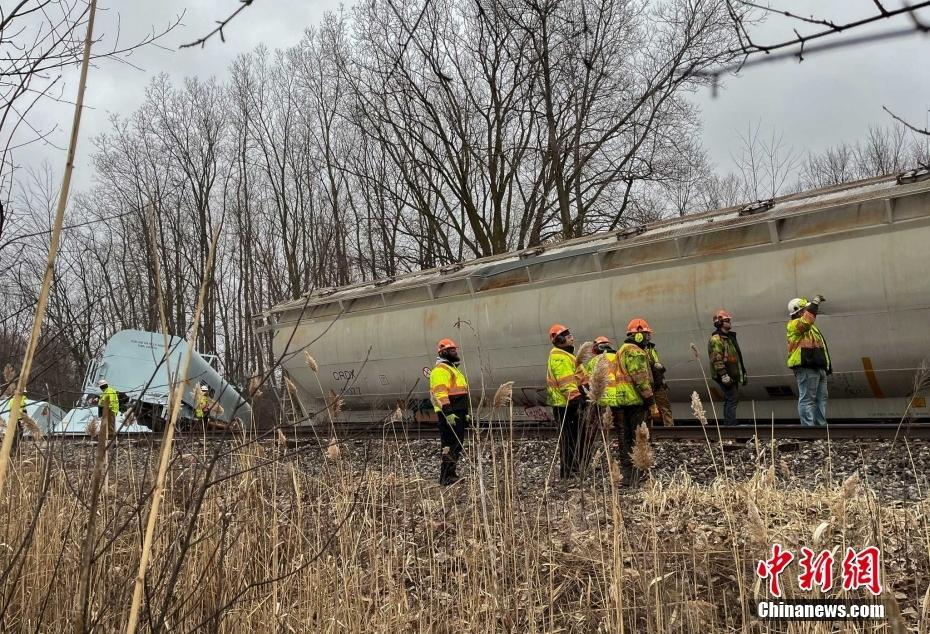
left=16, top=0, right=930, bottom=200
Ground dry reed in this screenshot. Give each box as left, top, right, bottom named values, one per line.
left=575, top=340, right=595, bottom=368
left=247, top=373, right=264, bottom=398
left=492, top=381, right=514, bottom=408
left=1, top=434, right=924, bottom=632
left=304, top=351, right=319, bottom=372
left=326, top=390, right=345, bottom=418
left=589, top=355, right=610, bottom=403
left=126, top=222, right=222, bottom=633
left=630, top=422, right=654, bottom=472
left=0, top=0, right=97, bottom=498
left=1, top=363, right=14, bottom=396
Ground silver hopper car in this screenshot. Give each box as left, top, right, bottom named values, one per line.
left=255, top=172, right=930, bottom=425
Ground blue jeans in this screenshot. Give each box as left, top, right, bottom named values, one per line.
left=715, top=380, right=739, bottom=425
left=794, top=367, right=828, bottom=426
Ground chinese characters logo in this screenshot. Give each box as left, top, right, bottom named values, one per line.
left=757, top=544, right=881, bottom=597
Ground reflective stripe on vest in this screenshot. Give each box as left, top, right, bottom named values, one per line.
left=547, top=347, right=579, bottom=407
left=430, top=362, right=468, bottom=412
left=787, top=320, right=830, bottom=369
left=582, top=352, right=620, bottom=407
left=615, top=343, right=653, bottom=406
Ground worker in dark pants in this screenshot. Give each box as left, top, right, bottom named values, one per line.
left=546, top=324, right=584, bottom=479
left=707, top=309, right=748, bottom=426
left=615, top=321, right=661, bottom=485
left=429, top=338, right=470, bottom=485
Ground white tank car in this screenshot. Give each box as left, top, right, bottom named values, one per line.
left=254, top=172, right=930, bottom=423
left=76, top=329, right=252, bottom=430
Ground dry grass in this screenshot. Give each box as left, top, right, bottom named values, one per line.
left=2, top=364, right=14, bottom=396
left=0, top=430, right=926, bottom=633
left=631, top=422, right=654, bottom=472
left=589, top=355, right=610, bottom=403
left=575, top=341, right=595, bottom=368
left=326, top=390, right=345, bottom=418
left=492, top=381, right=514, bottom=408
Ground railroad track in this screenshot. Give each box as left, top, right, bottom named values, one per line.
left=38, top=422, right=930, bottom=443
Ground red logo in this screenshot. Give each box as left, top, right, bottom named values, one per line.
left=757, top=544, right=794, bottom=597
left=798, top=547, right=834, bottom=592
left=841, top=547, right=881, bottom=595
left=756, top=545, right=881, bottom=597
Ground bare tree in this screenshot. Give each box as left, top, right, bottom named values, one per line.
left=0, top=1, right=180, bottom=232
left=798, top=123, right=930, bottom=189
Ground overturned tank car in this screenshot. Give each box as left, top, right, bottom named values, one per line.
left=65, top=329, right=252, bottom=433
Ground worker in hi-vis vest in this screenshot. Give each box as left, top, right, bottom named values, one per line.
left=787, top=295, right=831, bottom=427
left=194, top=385, right=211, bottom=429
left=429, top=338, right=470, bottom=485
left=97, top=378, right=119, bottom=438
left=615, top=320, right=661, bottom=485
left=547, top=324, right=584, bottom=479
left=639, top=321, right=673, bottom=426
left=707, top=309, right=748, bottom=426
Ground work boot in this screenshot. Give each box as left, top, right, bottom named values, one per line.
left=439, top=456, right=457, bottom=486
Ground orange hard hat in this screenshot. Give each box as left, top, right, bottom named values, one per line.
left=593, top=335, right=612, bottom=346
left=713, top=309, right=732, bottom=323
left=436, top=338, right=458, bottom=353
left=548, top=323, right=569, bottom=341
left=626, top=318, right=652, bottom=334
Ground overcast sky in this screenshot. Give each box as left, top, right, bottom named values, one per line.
left=17, top=0, right=930, bottom=197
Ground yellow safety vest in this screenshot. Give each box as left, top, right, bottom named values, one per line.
left=547, top=347, right=580, bottom=407
left=99, top=386, right=119, bottom=415
left=429, top=362, right=468, bottom=412
left=582, top=352, right=619, bottom=407
left=786, top=312, right=831, bottom=370
left=195, top=393, right=210, bottom=418
left=615, top=343, right=654, bottom=406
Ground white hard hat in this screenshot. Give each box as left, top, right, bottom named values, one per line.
left=788, top=297, right=808, bottom=317
left=200, top=385, right=209, bottom=392
left=97, top=378, right=109, bottom=387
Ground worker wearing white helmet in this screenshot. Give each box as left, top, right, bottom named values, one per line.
left=786, top=294, right=831, bottom=427
left=194, top=384, right=211, bottom=429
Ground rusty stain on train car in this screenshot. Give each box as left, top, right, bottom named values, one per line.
left=686, top=224, right=770, bottom=256
left=612, top=261, right=730, bottom=302
left=482, top=269, right=530, bottom=291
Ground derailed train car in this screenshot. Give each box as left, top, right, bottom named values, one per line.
left=254, top=172, right=930, bottom=423
left=63, top=329, right=252, bottom=432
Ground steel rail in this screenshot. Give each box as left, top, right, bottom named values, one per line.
left=33, top=422, right=930, bottom=443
